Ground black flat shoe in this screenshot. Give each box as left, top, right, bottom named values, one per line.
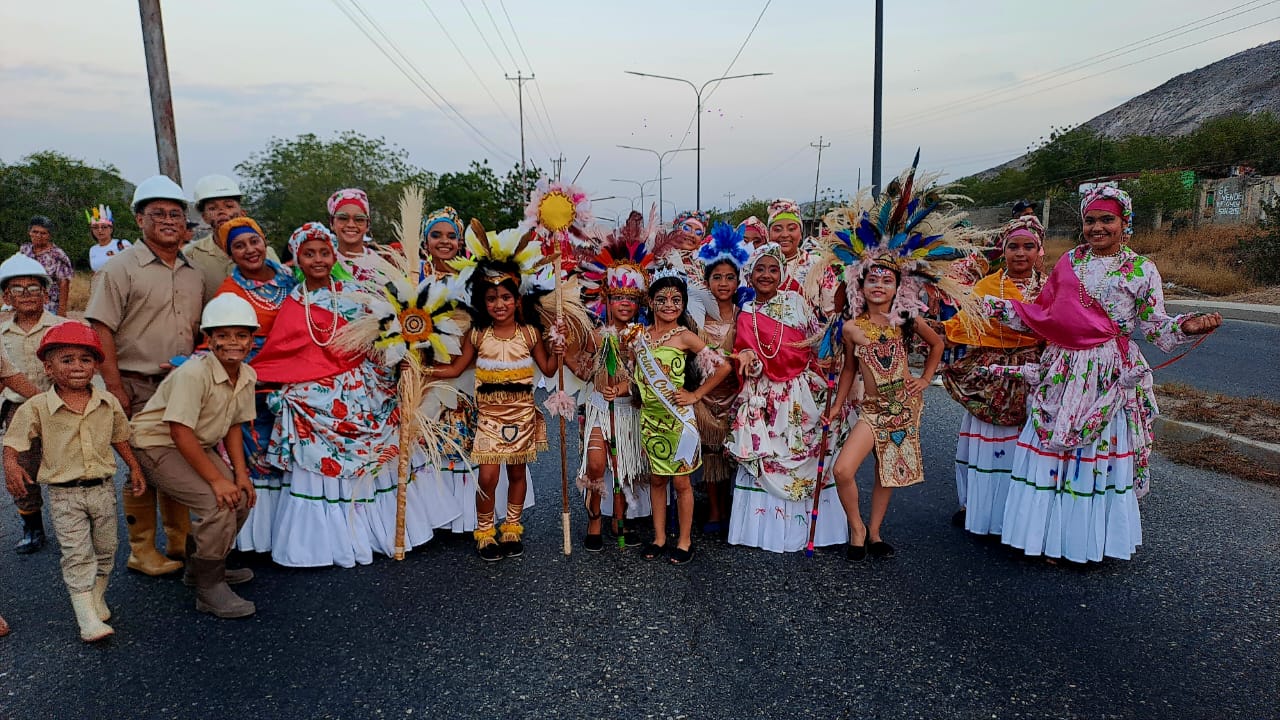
left=640, top=542, right=665, bottom=560
left=499, top=540, right=524, bottom=558
left=668, top=546, right=694, bottom=565
left=845, top=527, right=869, bottom=562
left=583, top=534, right=604, bottom=552
left=868, top=540, right=896, bottom=558
left=951, top=508, right=966, bottom=528
left=477, top=543, right=503, bottom=562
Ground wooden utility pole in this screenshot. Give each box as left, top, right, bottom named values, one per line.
left=506, top=71, right=534, bottom=194
left=871, top=0, right=883, bottom=197
left=550, top=154, right=566, bottom=181
left=724, top=191, right=734, bottom=210
left=810, top=136, right=831, bottom=225
left=138, top=0, right=181, bottom=183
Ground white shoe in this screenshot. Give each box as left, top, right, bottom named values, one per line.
left=71, top=591, right=114, bottom=642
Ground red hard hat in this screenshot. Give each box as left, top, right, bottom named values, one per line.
left=37, top=322, right=105, bottom=363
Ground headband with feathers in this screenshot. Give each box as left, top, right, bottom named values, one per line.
left=695, top=221, right=751, bottom=272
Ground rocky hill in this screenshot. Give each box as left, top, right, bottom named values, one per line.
left=973, top=40, right=1280, bottom=178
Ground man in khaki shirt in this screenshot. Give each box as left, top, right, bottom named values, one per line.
left=131, top=294, right=261, bottom=619
left=185, top=174, right=281, bottom=304
left=84, top=174, right=202, bottom=576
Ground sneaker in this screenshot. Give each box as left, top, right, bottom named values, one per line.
left=623, top=531, right=642, bottom=548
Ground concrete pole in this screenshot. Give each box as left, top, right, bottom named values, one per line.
left=138, top=0, right=181, bottom=183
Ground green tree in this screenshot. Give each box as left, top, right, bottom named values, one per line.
left=1175, top=112, right=1280, bottom=174
left=430, top=161, right=544, bottom=230
left=1025, top=124, right=1119, bottom=191
left=235, top=131, right=435, bottom=247
left=0, top=151, right=138, bottom=269
left=1119, top=170, right=1194, bottom=228
left=726, top=197, right=770, bottom=226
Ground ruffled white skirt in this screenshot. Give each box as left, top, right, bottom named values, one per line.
left=727, top=464, right=849, bottom=553
left=954, top=413, right=1020, bottom=536
left=1000, top=410, right=1142, bottom=562
left=443, top=464, right=536, bottom=532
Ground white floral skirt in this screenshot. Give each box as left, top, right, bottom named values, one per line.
left=954, top=413, right=1020, bottom=536
left=727, top=463, right=849, bottom=553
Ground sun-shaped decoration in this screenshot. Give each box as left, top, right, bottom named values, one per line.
left=538, top=190, right=576, bottom=233
left=369, top=276, right=466, bottom=368
left=522, top=178, right=594, bottom=273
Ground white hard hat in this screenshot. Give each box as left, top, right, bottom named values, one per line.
left=194, top=174, right=243, bottom=206
left=0, top=254, right=51, bottom=289
left=131, top=175, right=188, bottom=213
left=200, top=294, right=260, bottom=332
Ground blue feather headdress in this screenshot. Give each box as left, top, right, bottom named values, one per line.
left=694, top=221, right=751, bottom=273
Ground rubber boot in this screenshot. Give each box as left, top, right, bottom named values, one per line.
left=182, top=536, right=253, bottom=587
left=191, top=557, right=255, bottom=619
left=91, top=576, right=111, bottom=622
left=158, top=491, right=191, bottom=560
left=70, top=592, right=114, bottom=642
left=14, top=512, right=46, bottom=554
left=123, top=486, right=183, bottom=576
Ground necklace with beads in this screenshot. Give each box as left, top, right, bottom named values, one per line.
left=303, top=281, right=340, bottom=347
left=997, top=270, right=1040, bottom=345
left=1078, top=246, right=1126, bottom=308
left=235, top=271, right=287, bottom=311
left=751, top=295, right=785, bottom=360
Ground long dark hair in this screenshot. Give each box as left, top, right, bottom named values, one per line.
left=854, top=264, right=916, bottom=346
left=647, top=275, right=696, bottom=332
left=466, top=259, right=546, bottom=333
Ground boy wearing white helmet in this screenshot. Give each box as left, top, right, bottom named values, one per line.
left=129, top=294, right=261, bottom=618
left=186, top=174, right=281, bottom=303
left=0, top=253, right=68, bottom=553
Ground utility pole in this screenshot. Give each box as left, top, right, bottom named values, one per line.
left=550, top=154, right=566, bottom=182
left=724, top=191, right=734, bottom=210
left=810, top=136, right=830, bottom=225
left=506, top=71, right=534, bottom=194
left=871, top=0, right=884, bottom=197
left=138, top=0, right=181, bottom=183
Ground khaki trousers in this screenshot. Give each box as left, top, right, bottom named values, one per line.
left=47, top=482, right=117, bottom=594
left=135, top=446, right=248, bottom=561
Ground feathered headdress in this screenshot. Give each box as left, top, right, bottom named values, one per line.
left=809, top=150, right=985, bottom=328
left=448, top=219, right=548, bottom=293
left=85, top=205, right=113, bottom=225
left=695, top=221, right=751, bottom=272
left=579, top=209, right=656, bottom=320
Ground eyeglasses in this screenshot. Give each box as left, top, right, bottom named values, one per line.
left=6, top=286, right=45, bottom=297
left=333, top=213, right=369, bottom=224
left=145, top=210, right=186, bottom=223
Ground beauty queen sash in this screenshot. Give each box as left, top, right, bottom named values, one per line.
left=631, top=331, right=700, bottom=470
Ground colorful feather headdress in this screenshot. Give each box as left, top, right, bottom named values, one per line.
left=808, top=150, right=985, bottom=327
left=85, top=204, right=113, bottom=225
left=448, top=219, right=548, bottom=293
left=695, top=221, right=751, bottom=272
left=578, top=209, right=657, bottom=319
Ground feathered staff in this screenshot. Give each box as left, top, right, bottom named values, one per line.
left=522, top=178, right=597, bottom=556
left=335, top=186, right=468, bottom=559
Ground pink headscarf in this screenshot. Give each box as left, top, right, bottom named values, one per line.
left=326, top=188, right=369, bottom=216
left=738, top=215, right=767, bottom=241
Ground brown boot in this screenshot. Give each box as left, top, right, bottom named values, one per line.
left=158, top=490, right=191, bottom=560
left=190, top=557, right=255, bottom=619
left=182, top=537, right=253, bottom=586
left=123, top=486, right=183, bottom=576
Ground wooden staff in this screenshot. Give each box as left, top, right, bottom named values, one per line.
left=556, top=256, right=572, bottom=556
left=394, top=361, right=420, bottom=560
left=604, top=328, right=626, bottom=549
left=805, top=371, right=839, bottom=558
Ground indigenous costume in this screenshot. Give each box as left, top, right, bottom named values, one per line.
left=632, top=323, right=701, bottom=477
left=252, top=223, right=458, bottom=567
left=575, top=210, right=655, bottom=519
left=470, top=325, right=548, bottom=464
left=942, top=216, right=1045, bottom=535
left=725, top=243, right=849, bottom=552
left=207, top=217, right=300, bottom=553
left=986, top=187, right=1199, bottom=562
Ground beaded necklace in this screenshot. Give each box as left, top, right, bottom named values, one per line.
left=1077, top=246, right=1127, bottom=309
left=303, top=281, right=340, bottom=347
left=751, top=294, right=785, bottom=360
left=996, top=270, right=1041, bottom=345
left=233, top=269, right=287, bottom=311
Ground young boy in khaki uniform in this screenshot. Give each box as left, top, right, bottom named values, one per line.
left=130, top=294, right=260, bottom=618
left=3, top=322, right=146, bottom=642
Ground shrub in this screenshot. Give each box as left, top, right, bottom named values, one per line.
left=1237, top=200, right=1280, bottom=284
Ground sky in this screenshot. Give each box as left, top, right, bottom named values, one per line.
left=2, top=0, right=1277, bottom=223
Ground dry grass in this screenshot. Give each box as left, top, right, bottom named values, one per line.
left=67, top=271, right=93, bottom=313
left=1157, top=382, right=1280, bottom=444
left=1156, top=436, right=1280, bottom=486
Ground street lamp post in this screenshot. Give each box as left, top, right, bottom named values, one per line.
left=617, top=145, right=702, bottom=223
left=624, top=71, right=771, bottom=213
left=610, top=177, right=670, bottom=214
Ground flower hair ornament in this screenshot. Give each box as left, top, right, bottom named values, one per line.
left=810, top=150, right=986, bottom=331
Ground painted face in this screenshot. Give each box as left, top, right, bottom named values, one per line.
left=43, top=346, right=98, bottom=390
left=425, top=221, right=460, bottom=262
left=743, top=228, right=766, bottom=247
left=769, top=220, right=802, bottom=256
left=608, top=295, right=638, bottom=323
left=297, top=239, right=336, bottom=286
left=1082, top=209, right=1125, bottom=255
left=484, top=285, right=517, bottom=324
left=207, top=326, right=255, bottom=365
left=3, top=278, right=47, bottom=314
left=330, top=202, right=369, bottom=249
left=862, top=266, right=899, bottom=306
left=707, top=262, right=739, bottom=303
left=749, top=256, right=782, bottom=297
left=136, top=199, right=186, bottom=247
left=1003, top=236, right=1040, bottom=277
left=228, top=232, right=268, bottom=274
left=27, top=226, right=51, bottom=246
left=200, top=198, right=243, bottom=233
left=651, top=287, right=685, bottom=323
left=90, top=224, right=114, bottom=244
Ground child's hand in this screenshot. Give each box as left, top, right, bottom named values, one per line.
left=4, top=464, right=30, bottom=499
left=673, top=388, right=699, bottom=406
left=904, top=375, right=930, bottom=396
left=129, top=468, right=147, bottom=497
left=822, top=406, right=844, bottom=428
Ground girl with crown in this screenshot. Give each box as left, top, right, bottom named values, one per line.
left=818, top=157, right=978, bottom=560
left=984, top=186, right=1220, bottom=563
left=429, top=223, right=569, bottom=561
left=631, top=265, right=732, bottom=565
left=570, top=211, right=656, bottom=551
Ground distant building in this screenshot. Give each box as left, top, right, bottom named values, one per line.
left=1196, top=172, right=1280, bottom=225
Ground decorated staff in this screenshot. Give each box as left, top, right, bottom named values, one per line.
left=522, top=179, right=596, bottom=556
left=334, top=187, right=469, bottom=559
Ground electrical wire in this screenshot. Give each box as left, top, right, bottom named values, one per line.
left=417, top=0, right=520, bottom=135
left=498, top=0, right=563, bottom=153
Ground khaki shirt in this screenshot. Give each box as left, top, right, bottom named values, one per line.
left=130, top=352, right=257, bottom=450
left=0, top=341, right=20, bottom=379
left=3, top=386, right=130, bottom=485
left=0, top=312, right=69, bottom=403
left=186, top=230, right=283, bottom=305
left=84, top=241, right=204, bottom=375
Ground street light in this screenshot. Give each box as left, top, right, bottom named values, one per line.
left=624, top=70, right=772, bottom=212
left=617, top=145, right=702, bottom=223
left=610, top=177, right=670, bottom=214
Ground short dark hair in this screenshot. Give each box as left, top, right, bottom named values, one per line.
left=28, top=215, right=53, bottom=231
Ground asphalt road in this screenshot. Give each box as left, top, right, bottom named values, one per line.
left=1140, top=318, right=1280, bottom=401
left=1, top=390, right=1277, bottom=720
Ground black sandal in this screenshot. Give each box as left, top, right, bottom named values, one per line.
left=845, top=527, right=869, bottom=563
left=640, top=542, right=665, bottom=560
left=668, top=546, right=694, bottom=565
left=868, top=540, right=896, bottom=558
left=583, top=534, right=604, bottom=552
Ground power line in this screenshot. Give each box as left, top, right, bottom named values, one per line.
left=417, top=0, right=520, bottom=135
left=481, top=0, right=521, bottom=70
left=332, top=0, right=516, bottom=163
left=489, top=0, right=562, bottom=155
